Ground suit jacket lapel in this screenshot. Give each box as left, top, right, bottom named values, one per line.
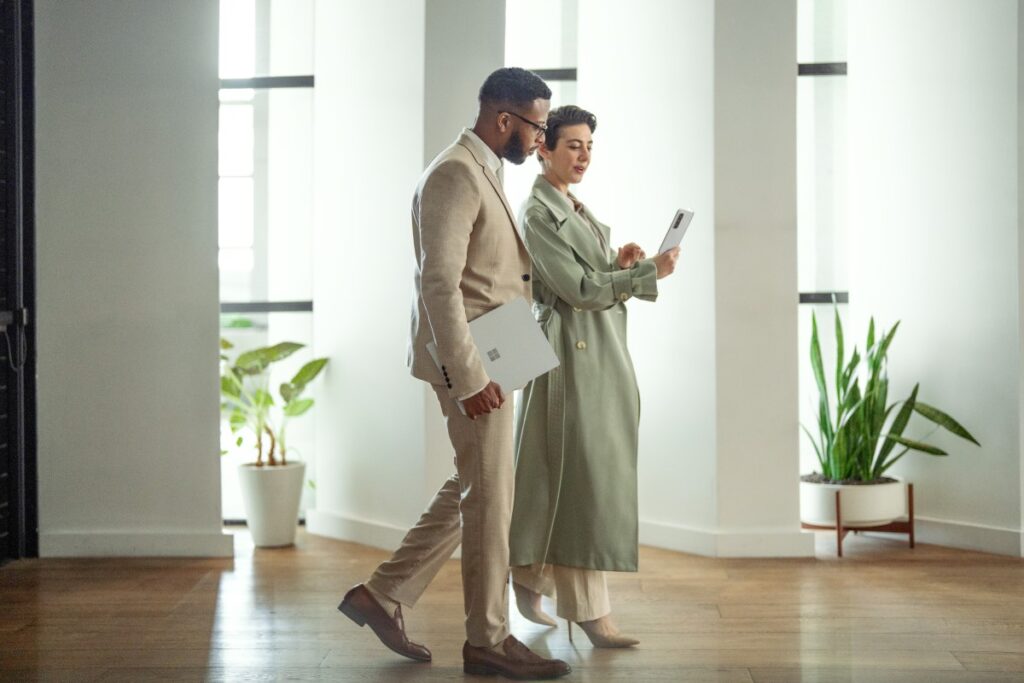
left=456, top=134, right=525, bottom=250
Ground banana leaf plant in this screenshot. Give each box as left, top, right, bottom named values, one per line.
left=803, top=309, right=980, bottom=483
left=220, top=339, right=328, bottom=467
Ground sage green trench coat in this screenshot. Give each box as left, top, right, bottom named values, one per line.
left=509, top=176, right=658, bottom=572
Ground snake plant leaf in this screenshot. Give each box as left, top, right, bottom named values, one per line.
left=914, top=402, right=981, bottom=446
left=876, top=321, right=900, bottom=360
left=810, top=313, right=830, bottom=422
left=834, top=307, right=844, bottom=394
left=884, top=434, right=948, bottom=456
left=877, top=384, right=919, bottom=466
left=801, top=424, right=824, bottom=463
left=866, top=317, right=875, bottom=353
left=284, top=398, right=314, bottom=417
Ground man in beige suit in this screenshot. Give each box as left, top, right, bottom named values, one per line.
left=338, top=69, right=570, bottom=680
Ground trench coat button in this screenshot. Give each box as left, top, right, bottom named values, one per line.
left=573, top=306, right=582, bottom=313
left=522, top=274, right=531, bottom=282
left=619, top=292, right=629, bottom=302
left=576, top=340, right=587, bottom=350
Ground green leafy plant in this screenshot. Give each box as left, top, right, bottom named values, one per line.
left=220, top=339, right=328, bottom=467
left=803, top=309, right=979, bottom=483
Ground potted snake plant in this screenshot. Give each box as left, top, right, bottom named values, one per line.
left=801, top=309, right=980, bottom=527
left=220, top=339, right=328, bottom=547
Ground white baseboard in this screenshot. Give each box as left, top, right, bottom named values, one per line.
left=302, top=508, right=415, bottom=550
left=907, top=516, right=1022, bottom=557
left=303, top=509, right=463, bottom=560
left=639, top=518, right=816, bottom=558
left=40, top=530, right=234, bottom=558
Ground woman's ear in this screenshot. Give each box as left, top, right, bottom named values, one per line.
left=537, top=142, right=552, bottom=162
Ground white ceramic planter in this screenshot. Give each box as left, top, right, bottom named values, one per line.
left=800, top=477, right=907, bottom=528
left=238, top=461, right=306, bottom=547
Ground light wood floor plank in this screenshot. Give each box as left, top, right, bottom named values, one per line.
left=2, top=528, right=1023, bottom=681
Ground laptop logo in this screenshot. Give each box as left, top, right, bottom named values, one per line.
left=487, top=348, right=501, bottom=362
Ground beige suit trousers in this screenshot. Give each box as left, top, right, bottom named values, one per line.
left=366, top=385, right=514, bottom=647
left=511, top=564, right=611, bottom=622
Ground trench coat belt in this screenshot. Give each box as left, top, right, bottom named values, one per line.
left=535, top=303, right=567, bottom=567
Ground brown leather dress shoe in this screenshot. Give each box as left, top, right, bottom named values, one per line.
left=463, top=635, right=571, bottom=680
left=337, top=584, right=431, bottom=662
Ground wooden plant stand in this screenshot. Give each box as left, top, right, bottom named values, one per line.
left=801, top=483, right=915, bottom=557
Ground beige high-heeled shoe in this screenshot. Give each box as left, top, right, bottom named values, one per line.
left=568, top=616, right=639, bottom=648
left=512, top=582, right=557, bottom=627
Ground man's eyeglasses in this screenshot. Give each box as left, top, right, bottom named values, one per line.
left=501, top=111, right=548, bottom=137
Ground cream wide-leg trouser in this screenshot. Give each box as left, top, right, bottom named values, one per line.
left=365, top=385, right=514, bottom=648
left=511, top=564, right=611, bottom=622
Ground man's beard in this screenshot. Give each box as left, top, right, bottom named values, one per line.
left=502, top=135, right=529, bottom=165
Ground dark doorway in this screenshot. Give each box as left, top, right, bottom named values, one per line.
left=0, top=0, right=37, bottom=562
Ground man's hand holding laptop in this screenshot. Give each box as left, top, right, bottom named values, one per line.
left=464, top=381, right=505, bottom=420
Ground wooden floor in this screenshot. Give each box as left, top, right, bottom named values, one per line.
left=2, top=529, right=1023, bottom=682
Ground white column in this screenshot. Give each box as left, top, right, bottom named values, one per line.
left=579, top=0, right=810, bottom=557
left=714, top=0, right=810, bottom=556
left=35, top=0, right=231, bottom=557
left=849, top=0, right=1021, bottom=555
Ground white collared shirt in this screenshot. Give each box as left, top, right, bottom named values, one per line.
left=462, top=128, right=504, bottom=185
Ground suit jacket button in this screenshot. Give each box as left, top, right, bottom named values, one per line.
left=573, top=306, right=582, bottom=313
left=619, top=292, right=629, bottom=302
left=522, top=274, right=531, bottom=282
left=576, top=340, right=587, bottom=350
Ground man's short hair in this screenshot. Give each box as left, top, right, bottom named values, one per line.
left=479, top=67, right=552, bottom=108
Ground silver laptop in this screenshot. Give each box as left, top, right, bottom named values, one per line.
left=426, top=297, right=559, bottom=394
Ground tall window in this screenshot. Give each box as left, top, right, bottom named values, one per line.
left=796, top=0, right=848, bottom=476
left=218, top=0, right=315, bottom=521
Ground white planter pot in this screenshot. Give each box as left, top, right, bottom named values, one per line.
left=800, top=477, right=907, bottom=528
left=238, top=461, right=306, bottom=547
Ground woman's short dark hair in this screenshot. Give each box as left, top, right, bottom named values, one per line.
left=478, top=68, right=552, bottom=108
left=538, top=105, right=597, bottom=163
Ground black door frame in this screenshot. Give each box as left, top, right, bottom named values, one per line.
left=1, top=0, right=38, bottom=562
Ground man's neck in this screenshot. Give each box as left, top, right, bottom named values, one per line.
left=471, top=123, right=504, bottom=160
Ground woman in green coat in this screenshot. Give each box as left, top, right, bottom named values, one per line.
left=509, top=105, right=680, bottom=647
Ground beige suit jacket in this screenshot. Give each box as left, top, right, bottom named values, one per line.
left=407, top=132, right=532, bottom=398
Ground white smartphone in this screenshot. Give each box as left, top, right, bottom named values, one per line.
left=658, top=209, right=694, bottom=254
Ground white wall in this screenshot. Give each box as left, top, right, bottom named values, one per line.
left=849, top=0, right=1021, bottom=555
left=306, top=0, right=431, bottom=546
left=35, top=0, right=231, bottom=557
left=1019, top=0, right=1024, bottom=554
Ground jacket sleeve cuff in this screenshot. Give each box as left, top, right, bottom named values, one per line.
left=610, top=259, right=658, bottom=302
left=457, top=381, right=489, bottom=402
